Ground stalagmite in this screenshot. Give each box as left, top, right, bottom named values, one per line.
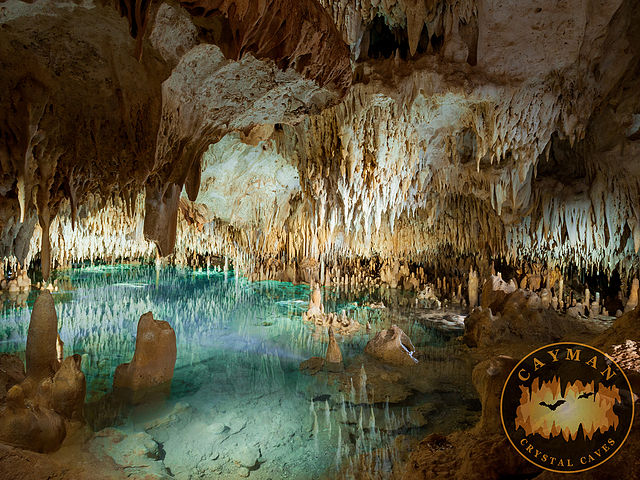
left=325, top=327, right=343, bottom=366
left=626, top=278, right=639, bottom=312
left=113, top=312, right=177, bottom=403
left=364, top=325, right=418, bottom=367
left=25, top=291, right=59, bottom=381
left=468, top=268, right=479, bottom=309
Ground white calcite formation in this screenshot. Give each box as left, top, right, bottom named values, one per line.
left=0, top=0, right=637, bottom=292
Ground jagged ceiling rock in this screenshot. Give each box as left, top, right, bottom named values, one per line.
left=0, top=0, right=351, bottom=273
left=197, top=133, right=300, bottom=230
left=179, top=0, right=352, bottom=94
left=0, top=0, right=639, bottom=278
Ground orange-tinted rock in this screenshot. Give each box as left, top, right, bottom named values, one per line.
left=464, top=288, right=588, bottom=347
left=51, top=354, right=86, bottom=421
left=364, top=325, right=418, bottom=367
left=325, top=327, right=342, bottom=366
left=480, top=274, right=516, bottom=313
left=0, top=354, right=25, bottom=402
left=471, top=356, right=516, bottom=434
left=25, top=291, right=59, bottom=381
left=113, top=312, right=177, bottom=402
left=0, top=385, right=66, bottom=453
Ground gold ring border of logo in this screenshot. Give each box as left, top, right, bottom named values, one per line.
left=500, top=341, right=635, bottom=474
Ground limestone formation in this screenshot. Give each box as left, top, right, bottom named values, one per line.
left=0, top=354, right=25, bottom=402
left=364, top=325, right=418, bottom=367
left=0, top=385, right=67, bottom=453
left=464, top=289, right=587, bottom=348
left=25, top=291, right=59, bottom=381
left=479, top=274, right=516, bottom=313
left=51, top=355, right=86, bottom=421
left=307, top=285, right=324, bottom=317
left=113, top=312, right=177, bottom=402
left=626, top=278, right=639, bottom=312
left=468, top=269, right=479, bottom=309
left=0, top=292, right=90, bottom=454
left=325, top=327, right=342, bottom=366
left=1, top=1, right=640, bottom=477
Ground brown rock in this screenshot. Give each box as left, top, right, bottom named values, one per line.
left=0, top=354, right=26, bottom=402
left=25, top=290, right=59, bottom=381
left=51, top=354, right=86, bottom=421
left=0, top=385, right=66, bottom=453
left=464, top=289, right=585, bottom=347
left=325, top=327, right=342, bottom=365
left=594, top=305, right=640, bottom=350
left=113, top=312, right=177, bottom=402
left=471, top=356, right=516, bottom=434
left=480, top=274, right=516, bottom=313
left=403, top=356, right=534, bottom=480
left=299, top=356, right=324, bottom=375
left=364, top=325, right=418, bottom=367
left=325, top=327, right=343, bottom=373
left=178, top=0, right=351, bottom=95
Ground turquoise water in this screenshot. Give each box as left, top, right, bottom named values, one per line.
left=0, top=266, right=470, bottom=479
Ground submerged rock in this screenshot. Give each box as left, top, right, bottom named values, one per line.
left=403, top=355, right=534, bottom=480
left=299, top=356, right=325, bottom=375
left=90, top=428, right=171, bottom=479
left=235, top=445, right=260, bottom=468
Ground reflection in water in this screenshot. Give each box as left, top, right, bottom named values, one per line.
left=0, top=265, right=470, bottom=479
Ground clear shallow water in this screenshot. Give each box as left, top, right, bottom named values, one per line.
left=0, top=266, right=469, bottom=479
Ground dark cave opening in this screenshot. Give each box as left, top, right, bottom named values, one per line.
left=364, top=15, right=430, bottom=60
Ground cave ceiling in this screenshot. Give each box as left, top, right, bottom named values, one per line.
left=0, top=0, right=639, bottom=277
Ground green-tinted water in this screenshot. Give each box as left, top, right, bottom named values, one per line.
left=0, top=266, right=470, bottom=479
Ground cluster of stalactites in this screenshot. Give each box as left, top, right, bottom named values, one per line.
left=271, top=71, right=638, bottom=278
left=318, top=0, right=477, bottom=59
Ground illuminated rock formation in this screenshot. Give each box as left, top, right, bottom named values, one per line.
left=626, top=278, right=639, bottom=312
left=325, top=327, right=343, bottom=366
left=0, top=291, right=86, bottom=453
left=364, top=325, right=418, bottom=367
left=0, top=0, right=639, bottom=475
left=25, top=291, right=59, bottom=382
left=307, top=285, right=324, bottom=317
left=113, top=312, right=177, bottom=403
left=468, top=268, right=479, bottom=309
left=51, top=355, right=86, bottom=421
left=464, top=287, right=589, bottom=348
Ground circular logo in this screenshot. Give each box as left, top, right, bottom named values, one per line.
left=501, top=342, right=634, bottom=473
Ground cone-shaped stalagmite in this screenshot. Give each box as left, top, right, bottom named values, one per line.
left=113, top=312, right=177, bottom=403
left=325, top=327, right=342, bottom=364
left=25, top=291, right=59, bottom=381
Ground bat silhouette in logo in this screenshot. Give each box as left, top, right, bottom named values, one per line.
left=539, top=400, right=566, bottom=411
left=578, top=392, right=595, bottom=399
